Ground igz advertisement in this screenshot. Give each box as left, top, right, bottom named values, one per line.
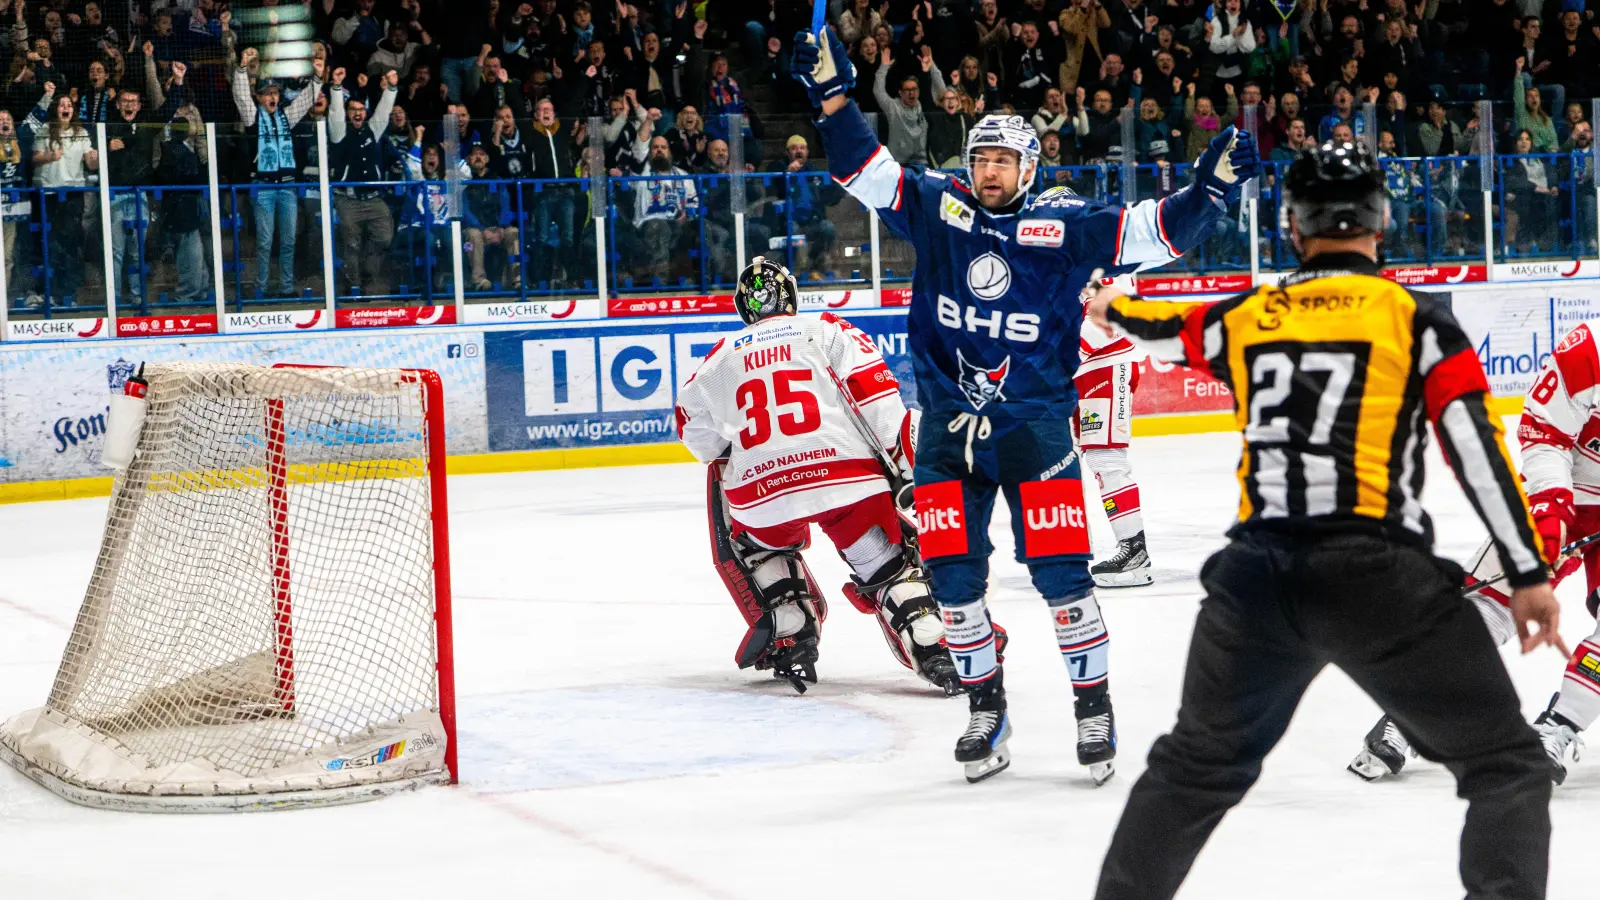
left=483, top=311, right=913, bottom=451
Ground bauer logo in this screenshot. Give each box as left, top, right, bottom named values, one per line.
left=1016, top=219, right=1065, bottom=247
left=1019, top=480, right=1089, bottom=558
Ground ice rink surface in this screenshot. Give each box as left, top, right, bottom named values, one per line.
left=1, top=422, right=1593, bottom=899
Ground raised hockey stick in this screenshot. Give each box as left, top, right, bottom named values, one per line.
left=1461, top=530, right=1600, bottom=596
left=811, top=0, right=828, bottom=38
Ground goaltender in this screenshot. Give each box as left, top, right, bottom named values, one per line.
left=1084, top=140, right=1567, bottom=900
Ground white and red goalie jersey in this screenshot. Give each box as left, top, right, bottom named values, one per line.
left=676, top=312, right=910, bottom=529
left=1519, top=320, right=1600, bottom=508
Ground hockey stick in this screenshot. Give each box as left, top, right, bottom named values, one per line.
left=1461, top=530, right=1600, bottom=596
left=811, top=0, right=828, bottom=38
left=807, top=336, right=909, bottom=505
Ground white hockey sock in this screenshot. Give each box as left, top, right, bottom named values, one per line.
left=1555, top=636, right=1600, bottom=731
left=1086, top=448, right=1144, bottom=542
left=941, top=598, right=998, bottom=686
left=1051, top=592, right=1110, bottom=691
left=841, top=525, right=900, bottom=581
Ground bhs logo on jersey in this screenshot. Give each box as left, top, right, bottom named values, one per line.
left=1016, top=219, right=1065, bottom=248
left=967, top=253, right=1012, bottom=301
left=956, top=350, right=1010, bottom=410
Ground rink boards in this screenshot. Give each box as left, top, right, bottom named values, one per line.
left=0, top=279, right=1588, bottom=501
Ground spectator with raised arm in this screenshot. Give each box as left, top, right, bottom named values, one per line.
left=27, top=84, right=96, bottom=304
left=329, top=66, right=400, bottom=296
left=623, top=129, right=696, bottom=280
left=104, top=58, right=186, bottom=302
left=0, top=90, right=48, bottom=302
left=232, top=46, right=325, bottom=299
left=871, top=43, right=944, bottom=167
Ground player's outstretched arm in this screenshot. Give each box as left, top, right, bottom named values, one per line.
left=1060, top=126, right=1262, bottom=272
left=793, top=28, right=919, bottom=234
left=1087, top=277, right=1241, bottom=384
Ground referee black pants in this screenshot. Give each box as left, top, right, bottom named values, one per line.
left=1094, top=531, right=1551, bottom=900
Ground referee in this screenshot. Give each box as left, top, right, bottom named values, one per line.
left=1085, top=141, right=1567, bottom=900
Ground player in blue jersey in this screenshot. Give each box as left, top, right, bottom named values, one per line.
left=794, top=25, right=1260, bottom=784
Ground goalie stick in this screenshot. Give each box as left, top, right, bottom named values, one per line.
left=806, top=335, right=913, bottom=511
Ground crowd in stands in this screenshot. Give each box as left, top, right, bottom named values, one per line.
left=2, top=0, right=1600, bottom=308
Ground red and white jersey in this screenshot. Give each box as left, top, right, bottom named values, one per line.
left=1078, top=273, right=1145, bottom=376
left=676, top=312, right=907, bottom=528
left=1519, top=320, right=1600, bottom=505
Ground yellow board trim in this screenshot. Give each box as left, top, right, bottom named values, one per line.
left=0, top=398, right=1532, bottom=506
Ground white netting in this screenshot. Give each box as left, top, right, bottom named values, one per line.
left=0, top=363, right=452, bottom=811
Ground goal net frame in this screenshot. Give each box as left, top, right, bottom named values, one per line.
left=0, top=363, right=457, bottom=812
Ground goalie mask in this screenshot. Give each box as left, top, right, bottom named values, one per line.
left=965, top=114, right=1041, bottom=206
left=735, top=256, right=799, bottom=326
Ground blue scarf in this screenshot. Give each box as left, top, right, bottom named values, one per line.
left=256, top=107, right=294, bottom=177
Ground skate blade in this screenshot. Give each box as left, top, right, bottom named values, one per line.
left=1089, top=759, right=1115, bottom=786
left=964, top=743, right=1011, bottom=783
left=1092, top=566, right=1153, bottom=588
left=1347, top=749, right=1394, bottom=782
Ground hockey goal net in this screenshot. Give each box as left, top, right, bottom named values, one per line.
left=0, top=363, right=457, bottom=812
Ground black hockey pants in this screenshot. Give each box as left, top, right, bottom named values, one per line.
left=1094, top=530, right=1551, bottom=900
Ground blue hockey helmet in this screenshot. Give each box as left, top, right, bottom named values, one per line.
left=964, top=114, right=1041, bottom=205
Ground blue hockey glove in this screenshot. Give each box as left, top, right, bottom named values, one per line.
left=1193, top=126, right=1262, bottom=204
left=792, top=28, right=855, bottom=107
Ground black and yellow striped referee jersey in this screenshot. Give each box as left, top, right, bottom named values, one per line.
left=1106, top=252, right=1548, bottom=585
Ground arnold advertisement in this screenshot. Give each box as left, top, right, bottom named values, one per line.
left=0, top=329, right=489, bottom=483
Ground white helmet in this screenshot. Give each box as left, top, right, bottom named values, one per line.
left=965, top=114, right=1041, bottom=205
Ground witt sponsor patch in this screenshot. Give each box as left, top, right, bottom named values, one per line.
left=915, top=481, right=968, bottom=558
left=1019, top=479, right=1090, bottom=557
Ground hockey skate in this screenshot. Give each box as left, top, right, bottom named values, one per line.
left=1077, top=700, right=1117, bottom=785
left=1535, top=698, right=1584, bottom=785
left=1090, top=532, right=1153, bottom=588
left=1347, top=715, right=1415, bottom=782
left=955, top=671, right=1011, bottom=783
